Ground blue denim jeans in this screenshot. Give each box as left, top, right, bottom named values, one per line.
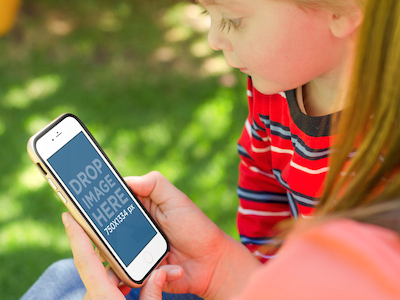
left=20, top=258, right=202, bottom=300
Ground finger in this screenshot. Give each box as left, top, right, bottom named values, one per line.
left=62, top=212, right=118, bottom=295
left=159, top=265, right=184, bottom=282
left=139, top=269, right=166, bottom=300
left=105, top=265, right=132, bottom=295
left=125, top=171, right=189, bottom=207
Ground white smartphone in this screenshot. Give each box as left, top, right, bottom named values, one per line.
left=27, top=113, right=169, bottom=286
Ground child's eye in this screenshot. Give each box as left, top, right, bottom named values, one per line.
left=201, top=10, right=241, bottom=33
left=218, top=17, right=241, bottom=33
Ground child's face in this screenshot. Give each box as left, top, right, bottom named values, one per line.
left=200, top=0, right=349, bottom=94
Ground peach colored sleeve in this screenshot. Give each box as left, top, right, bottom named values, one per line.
left=232, top=219, right=400, bottom=300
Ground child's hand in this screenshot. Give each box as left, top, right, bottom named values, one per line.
left=62, top=211, right=129, bottom=300
left=62, top=211, right=183, bottom=300
left=126, top=172, right=262, bottom=299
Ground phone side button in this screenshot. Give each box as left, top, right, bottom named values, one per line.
left=57, top=192, right=68, bottom=204
left=48, top=179, right=57, bottom=191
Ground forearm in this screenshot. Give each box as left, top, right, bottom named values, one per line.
left=204, top=233, right=263, bottom=300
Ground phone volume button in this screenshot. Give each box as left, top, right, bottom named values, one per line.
left=48, top=179, right=57, bottom=191
left=57, top=192, right=68, bottom=204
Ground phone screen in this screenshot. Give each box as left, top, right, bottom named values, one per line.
left=47, top=131, right=156, bottom=266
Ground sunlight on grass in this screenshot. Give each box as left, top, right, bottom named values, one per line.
left=140, top=122, right=172, bottom=147
left=46, top=14, right=74, bottom=36
left=0, top=194, right=23, bottom=222
left=108, top=129, right=138, bottom=170
left=0, top=117, right=5, bottom=136
left=3, top=75, right=62, bottom=109
left=162, top=3, right=209, bottom=33
left=0, top=219, right=69, bottom=254
left=179, top=89, right=234, bottom=157
left=154, top=46, right=176, bottom=62
left=24, top=115, right=53, bottom=136
left=190, top=39, right=213, bottom=57
left=154, top=153, right=185, bottom=183
left=202, top=56, right=231, bottom=75
left=99, top=11, right=122, bottom=32
left=19, top=165, right=46, bottom=191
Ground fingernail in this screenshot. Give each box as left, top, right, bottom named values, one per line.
left=168, top=268, right=182, bottom=278
left=62, top=212, right=70, bottom=227
left=154, top=270, right=165, bottom=288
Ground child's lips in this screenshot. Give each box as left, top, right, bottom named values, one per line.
left=228, top=63, right=248, bottom=73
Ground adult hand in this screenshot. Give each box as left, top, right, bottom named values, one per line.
left=62, top=212, right=183, bottom=300
left=125, top=172, right=261, bottom=300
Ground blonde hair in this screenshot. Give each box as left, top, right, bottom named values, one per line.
left=317, top=0, right=400, bottom=223
left=292, top=0, right=364, bottom=15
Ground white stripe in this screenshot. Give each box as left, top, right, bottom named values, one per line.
left=238, top=206, right=291, bottom=217
left=249, top=166, right=276, bottom=179
left=241, top=161, right=276, bottom=179
left=254, top=251, right=277, bottom=260
left=278, top=92, right=286, bottom=99
left=301, top=214, right=313, bottom=219
left=271, top=145, right=294, bottom=155
left=245, top=119, right=252, bottom=137
left=290, top=160, right=329, bottom=175
left=251, top=144, right=271, bottom=153
left=262, top=136, right=271, bottom=142
left=247, top=90, right=253, bottom=97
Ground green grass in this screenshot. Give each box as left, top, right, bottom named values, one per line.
left=0, top=0, right=248, bottom=298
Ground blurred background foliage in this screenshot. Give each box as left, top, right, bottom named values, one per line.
left=0, top=0, right=248, bottom=298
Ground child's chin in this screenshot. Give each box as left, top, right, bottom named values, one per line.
left=252, top=78, right=287, bottom=95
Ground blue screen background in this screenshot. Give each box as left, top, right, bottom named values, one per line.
left=48, top=132, right=156, bottom=266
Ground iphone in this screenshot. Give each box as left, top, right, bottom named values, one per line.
left=27, top=113, right=169, bottom=286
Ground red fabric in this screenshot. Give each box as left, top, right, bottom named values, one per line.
left=237, top=77, right=334, bottom=260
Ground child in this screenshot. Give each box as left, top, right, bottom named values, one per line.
left=202, top=0, right=362, bottom=261
left=21, top=0, right=363, bottom=299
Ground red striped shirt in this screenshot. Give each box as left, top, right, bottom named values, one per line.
left=237, top=77, right=335, bottom=262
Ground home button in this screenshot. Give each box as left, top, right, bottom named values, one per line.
left=143, top=251, right=153, bottom=264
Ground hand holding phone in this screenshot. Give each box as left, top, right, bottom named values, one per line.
left=27, top=114, right=169, bottom=286
left=125, top=173, right=262, bottom=299
left=62, top=210, right=182, bottom=300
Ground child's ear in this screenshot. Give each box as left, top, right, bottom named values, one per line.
left=330, top=9, right=363, bottom=38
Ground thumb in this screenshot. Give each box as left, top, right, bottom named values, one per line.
left=139, top=269, right=166, bottom=300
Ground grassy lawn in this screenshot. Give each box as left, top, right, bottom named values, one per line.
left=0, top=0, right=248, bottom=298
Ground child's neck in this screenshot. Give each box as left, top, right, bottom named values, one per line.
left=302, top=58, right=350, bottom=117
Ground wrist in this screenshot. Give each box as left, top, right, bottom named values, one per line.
left=204, top=234, right=262, bottom=300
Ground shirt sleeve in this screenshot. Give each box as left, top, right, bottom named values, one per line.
left=237, top=78, right=292, bottom=263
left=232, top=219, right=400, bottom=300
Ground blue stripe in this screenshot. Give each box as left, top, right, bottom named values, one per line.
left=251, top=126, right=263, bottom=141
left=253, top=118, right=266, bottom=132
left=273, top=169, right=319, bottom=208
left=237, top=144, right=253, bottom=160
left=238, top=187, right=288, bottom=204
left=240, top=235, right=275, bottom=245
left=258, top=114, right=331, bottom=161
left=287, top=191, right=299, bottom=219
left=291, top=134, right=331, bottom=160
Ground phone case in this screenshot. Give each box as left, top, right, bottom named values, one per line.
left=27, top=113, right=169, bottom=286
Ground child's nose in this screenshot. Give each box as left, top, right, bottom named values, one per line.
left=207, top=22, right=231, bottom=51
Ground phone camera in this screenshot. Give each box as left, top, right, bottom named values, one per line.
left=52, top=139, right=54, bottom=141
